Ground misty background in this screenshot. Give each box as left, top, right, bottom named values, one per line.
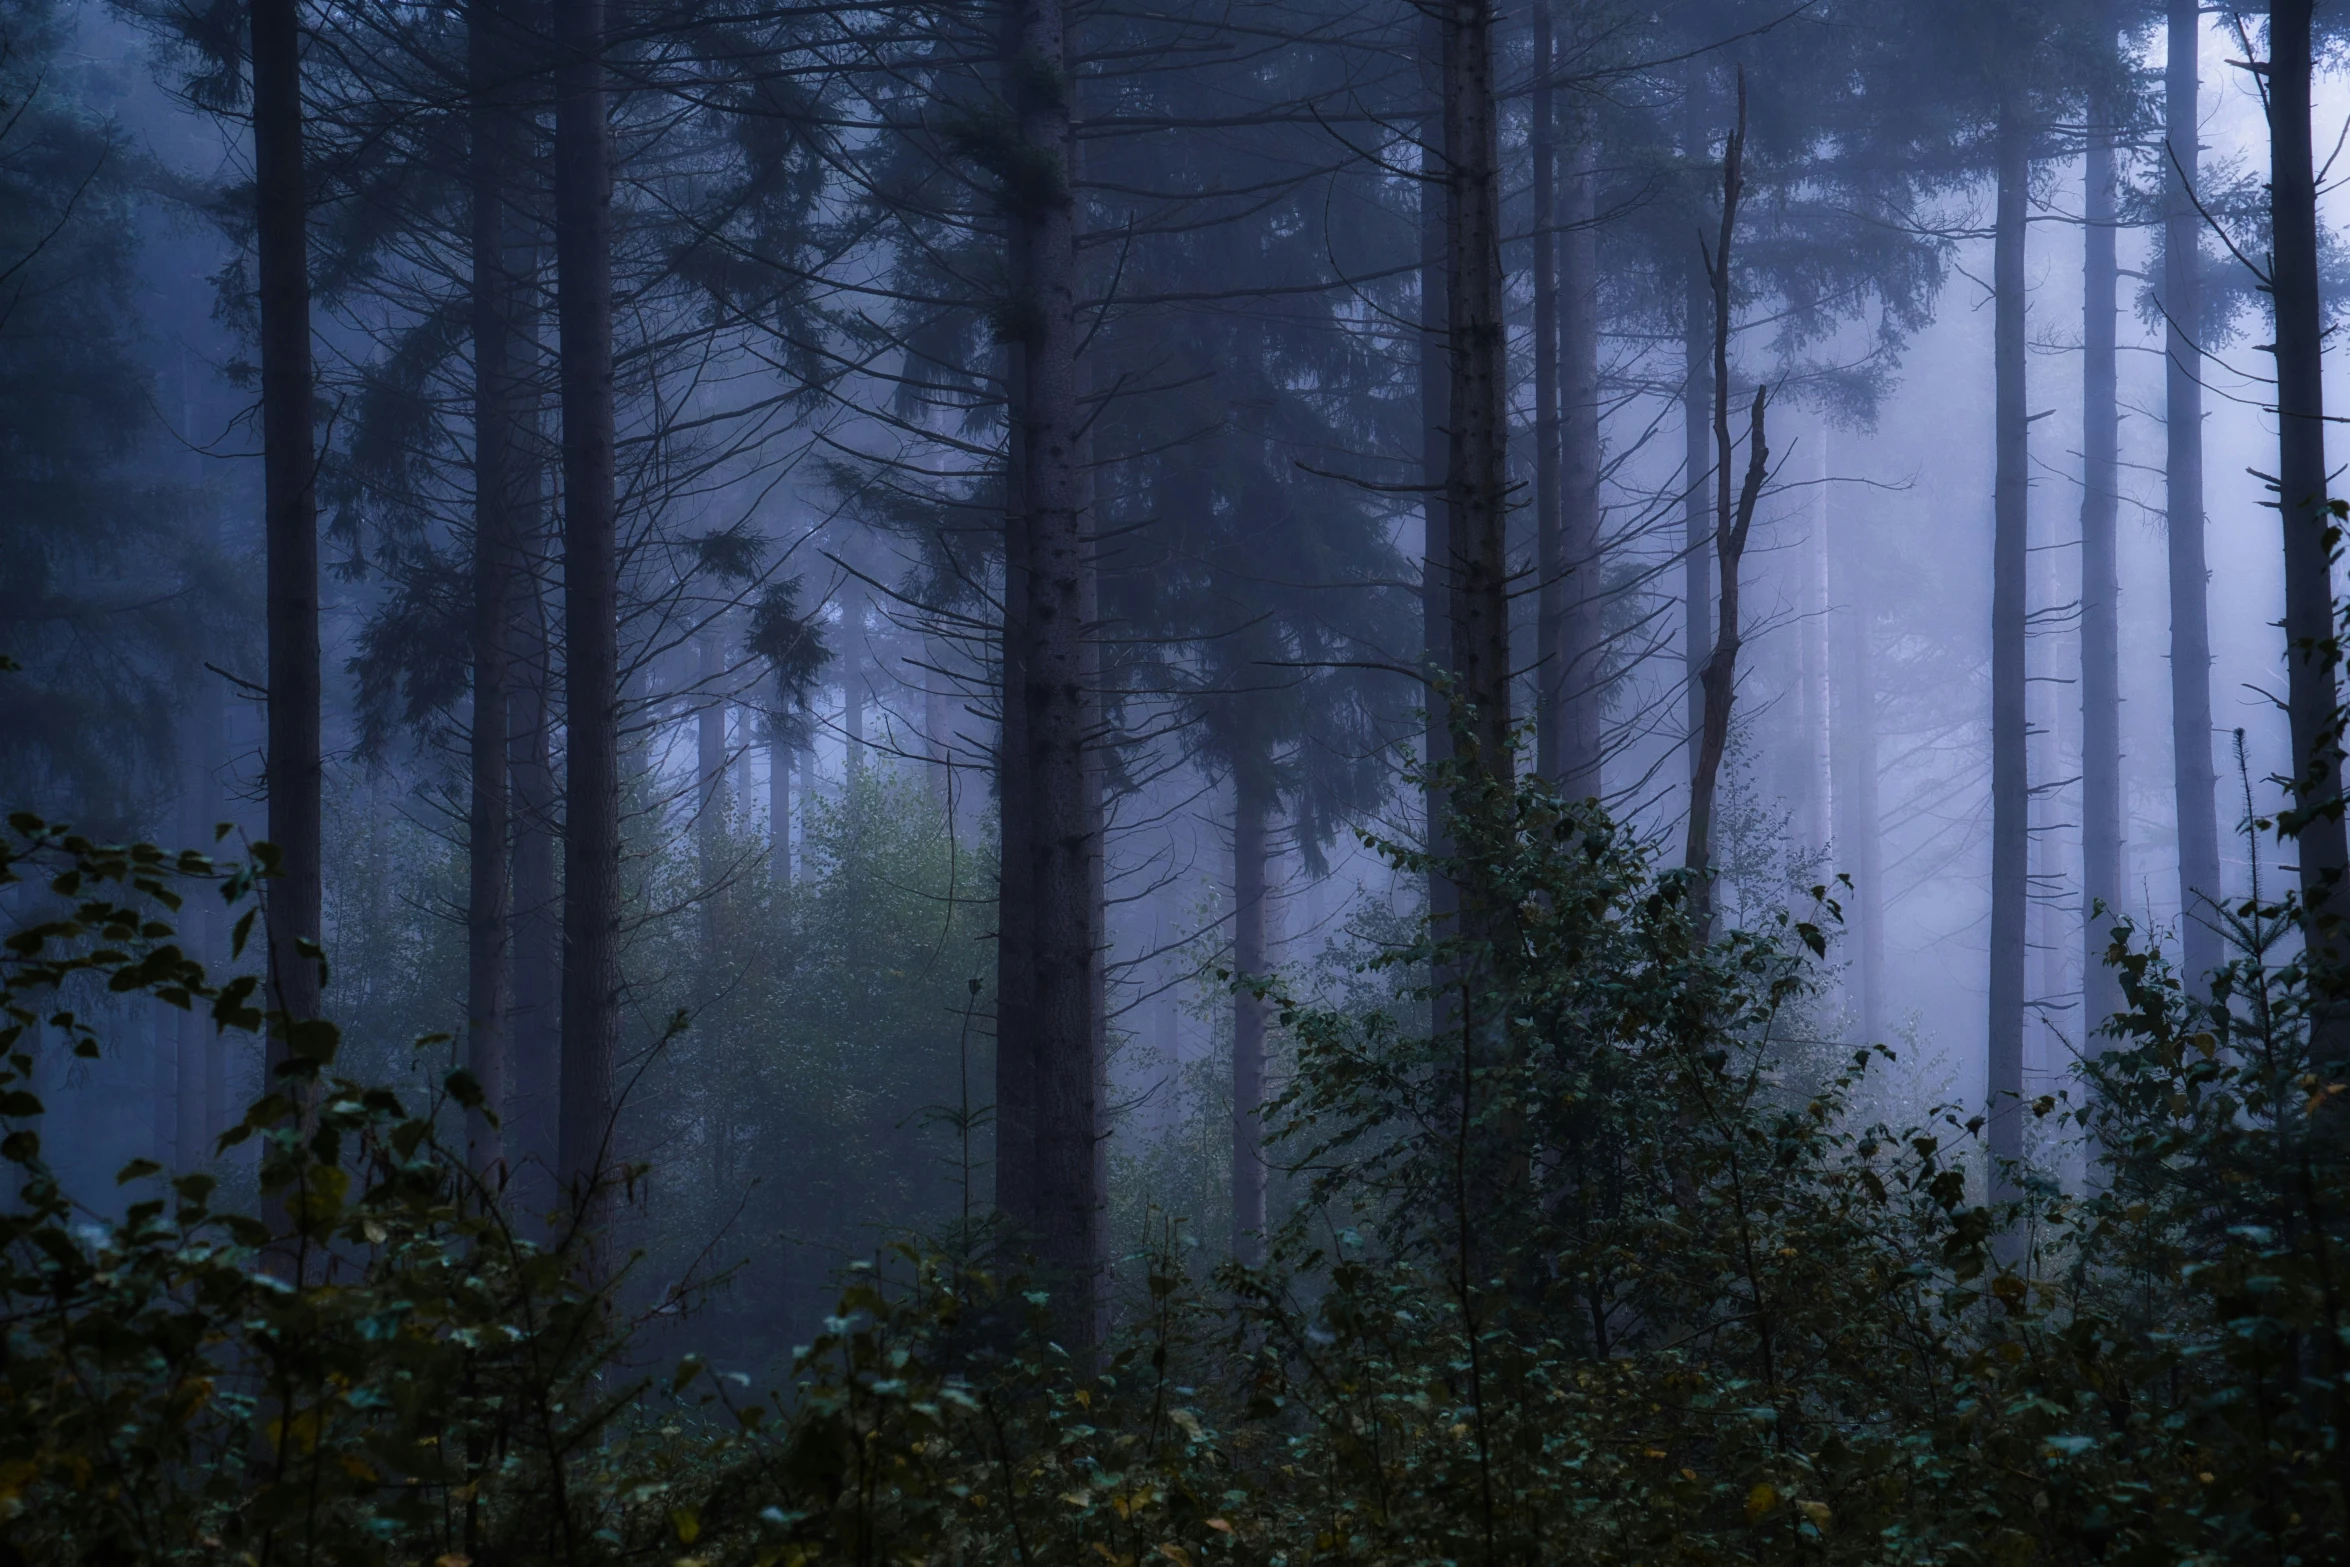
left=7, top=0, right=2341, bottom=1367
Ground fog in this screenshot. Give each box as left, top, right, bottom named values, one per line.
left=9, top=0, right=2350, bottom=1375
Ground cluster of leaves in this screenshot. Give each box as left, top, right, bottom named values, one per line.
left=0, top=814, right=652, bottom=1563
left=6, top=747, right=2349, bottom=1563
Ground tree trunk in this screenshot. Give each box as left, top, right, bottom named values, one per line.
left=2083, top=72, right=2124, bottom=1040
left=252, top=0, right=322, bottom=1061
left=175, top=689, right=219, bottom=1170
left=1000, top=0, right=1097, bottom=1335
left=1682, top=73, right=1713, bottom=837
left=768, top=713, right=793, bottom=887
left=994, top=344, right=1036, bottom=1227
left=1418, top=8, right=1454, bottom=921
left=1440, top=0, right=1511, bottom=783
left=2164, top=0, right=2221, bottom=992
left=842, top=613, right=866, bottom=777
left=2268, top=0, right=2350, bottom=1048
left=1079, top=396, right=1108, bottom=1340
left=1559, top=131, right=1603, bottom=797
left=1829, top=447, right=1884, bottom=1040
left=509, top=533, right=561, bottom=1190
left=1531, top=1, right=1563, bottom=785
left=1685, top=80, right=1763, bottom=924
left=553, top=0, right=620, bottom=1239
left=1987, top=100, right=2030, bottom=1193
left=1230, top=760, right=1270, bottom=1267
left=202, top=681, right=232, bottom=1142
left=698, top=630, right=728, bottom=859
left=926, top=643, right=954, bottom=810
left=1798, top=428, right=1832, bottom=851
left=465, top=0, right=521, bottom=1180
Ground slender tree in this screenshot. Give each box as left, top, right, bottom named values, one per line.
left=994, top=343, right=1037, bottom=1228
left=1684, top=78, right=1769, bottom=916
left=2264, top=0, right=2350, bottom=1043
left=1986, top=88, right=2030, bottom=1192
left=1681, top=71, right=1714, bottom=825
left=464, top=0, right=524, bottom=1178
left=174, top=693, right=219, bottom=1170
left=2082, top=28, right=2123, bottom=1039
left=1828, top=448, right=1885, bottom=1041
left=510, top=539, right=562, bottom=1188
left=1439, top=0, right=1511, bottom=784
left=1419, top=9, right=1453, bottom=923
left=253, top=0, right=323, bottom=1053
left=1532, top=1, right=1563, bottom=784
left=2163, top=0, right=2221, bottom=990
left=1230, top=759, right=1272, bottom=1263
left=1558, top=127, right=1604, bottom=796
left=997, top=0, right=1098, bottom=1330
left=554, top=0, right=622, bottom=1234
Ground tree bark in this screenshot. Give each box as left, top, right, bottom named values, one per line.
left=1987, top=99, right=2030, bottom=1193
left=768, top=713, right=793, bottom=887
left=2165, top=0, right=2221, bottom=991
left=842, top=612, right=866, bottom=777
left=2083, top=71, right=2124, bottom=1040
left=1531, top=1, right=1563, bottom=784
left=509, top=530, right=561, bottom=1191
left=2268, top=0, right=2350, bottom=1044
left=1230, top=760, right=1270, bottom=1267
left=465, top=0, right=521, bottom=1180
left=698, top=629, right=728, bottom=859
left=1685, top=79, right=1763, bottom=925
left=1440, top=0, right=1511, bottom=785
left=1418, top=7, right=1454, bottom=922
left=994, top=345, right=1036, bottom=1227
left=252, top=0, right=322, bottom=1059
left=1682, top=72, right=1713, bottom=836
left=1798, top=429, right=1832, bottom=851
left=926, top=642, right=954, bottom=809
left=175, top=688, right=219, bottom=1170
left=1829, top=444, right=1884, bottom=1040
left=553, top=0, right=620, bottom=1241
left=999, top=0, right=1097, bottom=1335
left=1559, top=131, right=1603, bottom=796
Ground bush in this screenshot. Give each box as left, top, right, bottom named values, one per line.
left=2, top=759, right=2345, bottom=1564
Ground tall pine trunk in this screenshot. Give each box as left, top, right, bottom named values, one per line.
left=2082, top=70, right=2124, bottom=1039
left=768, top=714, right=793, bottom=886
left=174, top=692, right=218, bottom=1170
left=1829, top=450, right=1884, bottom=1040
left=994, top=343, right=1036, bottom=1225
left=2267, top=0, right=2350, bottom=1044
left=698, top=630, right=728, bottom=861
left=1987, top=100, right=2030, bottom=1193
left=2164, top=0, right=2221, bottom=989
left=1000, top=0, right=1097, bottom=1334
left=1230, top=759, right=1270, bottom=1267
left=1559, top=132, right=1603, bottom=796
left=253, top=0, right=321, bottom=1058
left=553, top=0, right=620, bottom=1237
left=1798, top=432, right=1832, bottom=851
left=1681, top=73, right=1713, bottom=829
left=509, top=530, right=561, bottom=1189
left=1418, top=9, right=1453, bottom=918
left=842, top=615, right=866, bottom=776
left=465, top=0, right=521, bottom=1178
left=1440, top=0, right=1511, bottom=782
left=1531, top=2, right=1563, bottom=784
